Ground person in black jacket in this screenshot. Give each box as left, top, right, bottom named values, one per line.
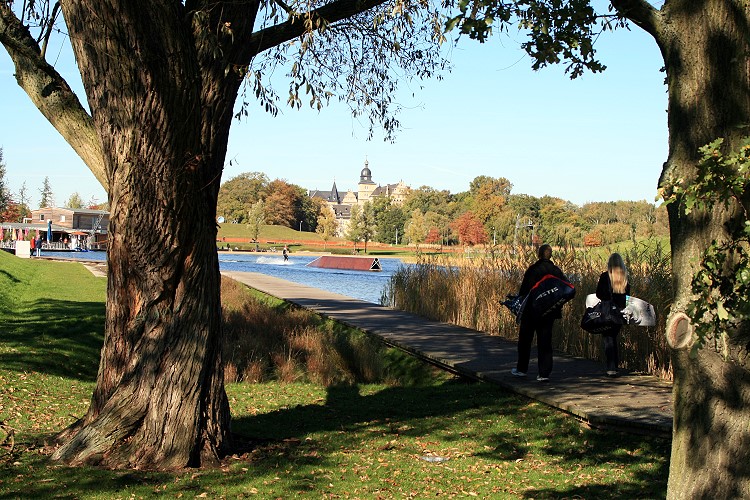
left=511, top=244, right=568, bottom=382
left=595, top=253, right=630, bottom=377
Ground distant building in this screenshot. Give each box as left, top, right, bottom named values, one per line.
left=308, top=160, right=409, bottom=232
left=30, top=206, right=108, bottom=247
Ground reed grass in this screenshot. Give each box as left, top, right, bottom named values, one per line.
left=221, top=276, right=445, bottom=386
left=383, top=242, right=674, bottom=379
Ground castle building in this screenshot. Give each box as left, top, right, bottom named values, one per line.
left=308, top=160, right=409, bottom=231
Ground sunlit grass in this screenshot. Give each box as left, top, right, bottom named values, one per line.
left=2, top=379, right=670, bottom=499
left=0, top=250, right=669, bottom=498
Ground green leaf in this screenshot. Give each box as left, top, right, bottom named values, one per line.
left=717, top=301, right=729, bottom=321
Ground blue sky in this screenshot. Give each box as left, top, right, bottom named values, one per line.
left=0, top=15, right=667, bottom=209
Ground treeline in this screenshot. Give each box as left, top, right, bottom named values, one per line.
left=217, top=172, right=322, bottom=231
left=219, top=171, right=670, bottom=248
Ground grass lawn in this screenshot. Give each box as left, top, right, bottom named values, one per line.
left=0, top=250, right=670, bottom=498
left=216, top=223, right=421, bottom=257
left=218, top=223, right=326, bottom=243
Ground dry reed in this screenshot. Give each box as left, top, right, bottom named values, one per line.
left=220, top=277, right=440, bottom=385
left=383, top=243, right=674, bottom=380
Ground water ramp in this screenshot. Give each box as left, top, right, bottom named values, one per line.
left=307, top=255, right=382, bottom=271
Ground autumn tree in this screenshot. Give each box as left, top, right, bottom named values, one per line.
left=0, top=0, right=447, bottom=470
left=86, top=195, right=108, bottom=211
left=315, top=204, right=338, bottom=250
left=1, top=180, right=32, bottom=223
left=0, top=200, right=25, bottom=223
left=343, top=201, right=376, bottom=252
left=264, top=179, right=298, bottom=227
left=217, top=172, right=269, bottom=223
left=0, top=156, right=26, bottom=223
left=404, top=208, right=428, bottom=250
left=263, top=179, right=314, bottom=229
left=425, top=210, right=451, bottom=248
left=451, top=210, right=487, bottom=246
left=65, top=192, right=84, bottom=209
left=345, top=204, right=363, bottom=252
left=425, top=227, right=441, bottom=244
left=582, top=230, right=602, bottom=247
left=402, top=185, right=455, bottom=218
left=246, top=199, right=265, bottom=245
left=465, top=175, right=511, bottom=225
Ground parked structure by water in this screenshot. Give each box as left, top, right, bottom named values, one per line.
left=1, top=206, right=109, bottom=251
left=307, top=255, right=382, bottom=271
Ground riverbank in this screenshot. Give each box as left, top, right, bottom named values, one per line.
left=0, top=248, right=670, bottom=498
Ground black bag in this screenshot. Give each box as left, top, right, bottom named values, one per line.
left=580, top=299, right=626, bottom=334
left=528, top=274, right=576, bottom=317
left=501, top=294, right=528, bottom=324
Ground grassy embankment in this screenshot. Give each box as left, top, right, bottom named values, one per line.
left=384, top=238, right=674, bottom=379
left=216, top=223, right=423, bottom=259
left=0, top=250, right=669, bottom=498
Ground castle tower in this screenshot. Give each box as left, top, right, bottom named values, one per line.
left=357, top=159, right=376, bottom=204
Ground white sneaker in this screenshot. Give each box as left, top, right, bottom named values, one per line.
left=536, top=375, right=550, bottom=382
left=511, top=368, right=526, bottom=377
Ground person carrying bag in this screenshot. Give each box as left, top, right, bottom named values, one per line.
left=582, top=253, right=630, bottom=377
left=510, top=244, right=573, bottom=382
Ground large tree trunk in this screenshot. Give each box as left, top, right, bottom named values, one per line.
left=50, top=0, right=258, bottom=469
left=2, top=0, right=393, bottom=470
left=620, top=0, right=750, bottom=496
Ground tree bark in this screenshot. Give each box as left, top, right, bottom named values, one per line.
left=49, top=0, right=259, bottom=468
left=617, top=0, right=750, bottom=496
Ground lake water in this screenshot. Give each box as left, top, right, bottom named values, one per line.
left=48, top=250, right=402, bottom=304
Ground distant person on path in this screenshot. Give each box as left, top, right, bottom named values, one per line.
left=511, top=244, right=568, bottom=382
left=35, top=236, right=42, bottom=257
left=282, top=245, right=289, bottom=261
left=596, top=253, right=630, bottom=377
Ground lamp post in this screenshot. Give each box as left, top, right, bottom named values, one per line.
left=299, top=221, right=302, bottom=232
left=492, top=227, right=496, bottom=246
left=395, top=228, right=398, bottom=246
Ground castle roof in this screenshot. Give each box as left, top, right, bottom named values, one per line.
left=309, top=181, right=342, bottom=204
left=359, top=160, right=375, bottom=185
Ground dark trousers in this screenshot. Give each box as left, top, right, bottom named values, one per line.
left=516, top=316, right=555, bottom=377
left=602, top=329, right=620, bottom=371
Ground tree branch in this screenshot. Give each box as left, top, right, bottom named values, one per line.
left=0, top=2, right=107, bottom=190
left=610, top=0, right=661, bottom=38
left=39, top=1, right=61, bottom=59
left=248, top=0, right=390, bottom=56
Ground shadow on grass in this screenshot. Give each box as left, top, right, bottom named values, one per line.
left=0, top=379, right=668, bottom=498
left=0, top=268, right=22, bottom=284
left=0, top=298, right=104, bottom=381
left=229, top=380, right=669, bottom=498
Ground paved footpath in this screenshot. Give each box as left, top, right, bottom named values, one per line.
left=223, top=271, right=674, bottom=437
